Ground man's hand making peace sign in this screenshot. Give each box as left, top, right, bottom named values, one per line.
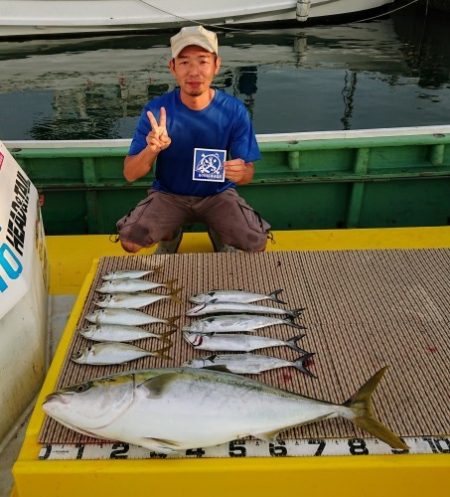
left=146, top=107, right=172, bottom=153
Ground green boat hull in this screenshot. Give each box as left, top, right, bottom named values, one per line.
left=7, top=127, right=450, bottom=235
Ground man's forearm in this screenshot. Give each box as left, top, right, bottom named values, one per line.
left=123, top=146, right=159, bottom=182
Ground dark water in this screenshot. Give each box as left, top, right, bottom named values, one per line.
left=0, top=3, right=449, bottom=140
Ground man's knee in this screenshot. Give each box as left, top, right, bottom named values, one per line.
left=120, top=239, right=144, bottom=253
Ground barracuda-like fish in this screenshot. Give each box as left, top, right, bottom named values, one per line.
left=183, top=332, right=309, bottom=355
left=182, top=314, right=306, bottom=333
left=85, top=309, right=179, bottom=327
left=79, top=324, right=176, bottom=343
left=43, top=367, right=408, bottom=453
left=71, top=342, right=171, bottom=365
left=102, top=269, right=160, bottom=281
left=186, top=302, right=304, bottom=318
left=96, top=279, right=176, bottom=294
left=184, top=352, right=316, bottom=377
left=94, top=290, right=181, bottom=309
left=189, top=289, right=286, bottom=305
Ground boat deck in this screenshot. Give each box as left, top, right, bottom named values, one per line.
left=41, top=250, right=449, bottom=446
left=10, top=227, right=450, bottom=497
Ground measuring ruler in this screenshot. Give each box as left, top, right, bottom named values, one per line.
left=39, top=436, right=450, bottom=460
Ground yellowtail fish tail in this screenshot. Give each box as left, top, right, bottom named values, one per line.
left=286, top=334, right=309, bottom=355
left=165, top=315, right=181, bottom=327
left=155, top=345, right=173, bottom=361
left=284, top=319, right=307, bottom=331
left=343, top=366, right=409, bottom=450
left=269, top=289, right=286, bottom=304
left=292, top=353, right=316, bottom=378
left=170, top=287, right=183, bottom=305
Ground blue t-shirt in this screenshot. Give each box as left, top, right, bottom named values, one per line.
left=128, top=88, right=261, bottom=196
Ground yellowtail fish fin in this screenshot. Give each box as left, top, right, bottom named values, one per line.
left=141, top=372, right=180, bottom=398
left=169, top=287, right=183, bottom=305
left=269, top=289, right=286, bottom=304
left=343, top=366, right=409, bottom=450
left=142, top=437, right=182, bottom=451
left=292, top=353, right=316, bottom=378
left=204, top=365, right=232, bottom=373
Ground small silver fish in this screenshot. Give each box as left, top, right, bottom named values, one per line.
left=189, top=289, right=286, bottom=305
left=71, top=342, right=171, bottom=365
left=96, top=278, right=177, bottom=294
left=94, top=290, right=181, bottom=309
left=79, top=324, right=176, bottom=343
left=85, top=309, right=179, bottom=327
left=183, top=332, right=308, bottom=354
left=182, top=314, right=305, bottom=333
left=184, top=352, right=316, bottom=377
left=102, top=269, right=160, bottom=281
left=186, top=302, right=304, bottom=318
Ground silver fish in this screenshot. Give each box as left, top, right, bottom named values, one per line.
left=71, top=342, right=171, bottom=365
left=182, top=314, right=305, bottom=333
left=43, top=367, right=408, bottom=452
left=85, top=308, right=179, bottom=327
left=102, top=269, right=160, bottom=281
left=79, top=324, right=176, bottom=343
left=96, top=279, right=177, bottom=294
left=186, top=302, right=304, bottom=318
left=183, top=332, right=309, bottom=354
left=184, top=352, right=316, bottom=377
left=94, top=290, right=181, bottom=309
left=189, top=289, right=286, bottom=305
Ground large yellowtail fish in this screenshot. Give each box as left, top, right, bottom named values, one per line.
left=43, top=367, right=408, bottom=453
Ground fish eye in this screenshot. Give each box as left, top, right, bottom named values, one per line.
left=74, top=382, right=92, bottom=393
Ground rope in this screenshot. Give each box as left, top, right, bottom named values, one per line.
left=137, top=0, right=424, bottom=34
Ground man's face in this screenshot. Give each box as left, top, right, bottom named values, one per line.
left=169, top=45, right=221, bottom=97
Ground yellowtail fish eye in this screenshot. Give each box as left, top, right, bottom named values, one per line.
left=70, top=382, right=93, bottom=394
left=71, top=351, right=83, bottom=360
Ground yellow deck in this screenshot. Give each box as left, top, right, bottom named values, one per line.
left=12, top=227, right=450, bottom=497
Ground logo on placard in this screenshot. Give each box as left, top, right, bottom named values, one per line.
left=192, top=148, right=226, bottom=182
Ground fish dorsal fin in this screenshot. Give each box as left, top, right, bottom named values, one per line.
left=140, top=373, right=179, bottom=398
left=253, top=430, right=280, bottom=443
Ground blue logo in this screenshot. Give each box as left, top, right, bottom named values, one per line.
left=192, top=148, right=226, bottom=182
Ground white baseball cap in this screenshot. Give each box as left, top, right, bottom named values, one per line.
left=170, top=26, right=219, bottom=58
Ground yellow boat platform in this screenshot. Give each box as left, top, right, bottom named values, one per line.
left=11, top=227, right=450, bottom=497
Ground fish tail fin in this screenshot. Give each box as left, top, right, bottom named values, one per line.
left=286, top=334, right=309, bottom=354
left=160, top=329, right=177, bottom=342
left=165, top=278, right=178, bottom=292
left=269, top=289, right=286, bottom=304
left=169, top=287, right=183, bottom=305
left=165, top=315, right=180, bottom=327
left=155, top=345, right=173, bottom=361
left=284, top=318, right=307, bottom=330
left=343, top=366, right=408, bottom=450
left=288, top=307, right=305, bottom=318
left=292, top=353, right=316, bottom=378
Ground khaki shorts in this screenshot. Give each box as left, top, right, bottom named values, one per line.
left=116, top=188, right=271, bottom=252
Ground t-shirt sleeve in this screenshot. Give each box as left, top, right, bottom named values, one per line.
left=128, top=106, right=152, bottom=156
left=229, top=104, right=261, bottom=163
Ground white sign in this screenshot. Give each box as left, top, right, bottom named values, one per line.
left=0, top=142, right=39, bottom=319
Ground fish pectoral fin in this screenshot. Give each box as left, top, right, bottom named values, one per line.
left=140, top=372, right=180, bottom=398
left=141, top=437, right=183, bottom=453
left=253, top=430, right=280, bottom=443
left=203, top=365, right=232, bottom=373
